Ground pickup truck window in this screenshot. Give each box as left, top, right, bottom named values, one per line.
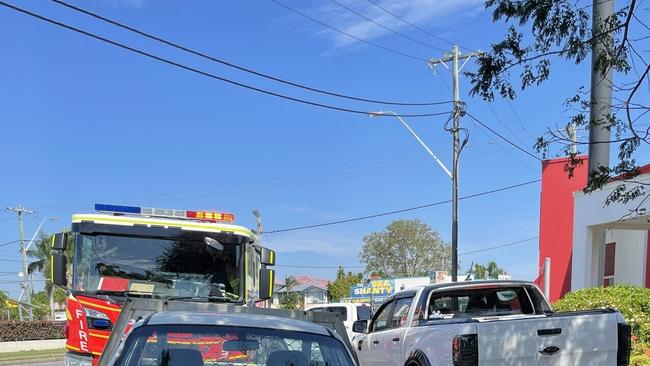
left=371, top=300, right=393, bottom=332
left=308, top=307, right=348, bottom=321
left=390, top=297, right=413, bottom=328
left=114, top=324, right=354, bottom=366
left=427, top=287, right=534, bottom=318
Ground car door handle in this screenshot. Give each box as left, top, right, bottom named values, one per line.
left=357, top=340, right=363, bottom=351
left=392, top=337, right=400, bottom=342
left=372, top=340, right=379, bottom=344
left=539, top=346, right=561, bottom=355
left=538, top=328, right=562, bottom=336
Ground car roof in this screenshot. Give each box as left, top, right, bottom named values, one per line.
left=146, top=311, right=330, bottom=336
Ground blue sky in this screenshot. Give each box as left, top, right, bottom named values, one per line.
left=0, top=0, right=633, bottom=298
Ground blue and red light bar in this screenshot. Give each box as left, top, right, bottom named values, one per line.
left=94, top=204, right=235, bottom=223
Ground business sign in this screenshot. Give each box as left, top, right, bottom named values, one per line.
left=349, top=279, right=395, bottom=303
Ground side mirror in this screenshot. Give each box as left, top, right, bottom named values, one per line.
left=260, top=247, right=275, bottom=266
left=353, top=320, right=368, bottom=334
left=259, top=268, right=275, bottom=300
left=52, top=252, right=67, bottom=287
left=52, top=232, right=67, bottom=251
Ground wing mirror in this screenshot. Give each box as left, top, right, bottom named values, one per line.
left=353, top=320, right=368, bottom=333
left=259, top=268, right=275, bottom=300
left=260, top=247, right=276, bottom=266
left=51, top=233, right=68, bottom=287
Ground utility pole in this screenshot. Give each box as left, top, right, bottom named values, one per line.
left=6, top=205, right=34, bottom=321
left=429, top=46, right=481, bottom=282
left=588, top=0, right=615, bottom=287
left=587, top=0, right=615, bottom=179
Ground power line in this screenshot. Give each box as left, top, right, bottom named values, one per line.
left=365, top=0, right=462, bottom=49
left=276, top=264, right=365, bottom=269
left=327, top=0, right=447, bottom=52
left=269, top=0, right=428, bottom=62
left=465, top=112, right=542, bottom=161
left=459, top=237, right=539, bottom=256
left=266, top=179, right=540, bottom=234
left=0, top=1, right=449, bottom=119
left=51, top=0, right=451, bottom=107
left=275, top=235, right=539, bottom=269
left=0, top=239, right=21, bottom=247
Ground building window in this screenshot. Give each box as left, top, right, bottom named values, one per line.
left=604, top=242, right=616, bottom=287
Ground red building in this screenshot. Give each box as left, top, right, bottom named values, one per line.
left=537, top=156, right=650, bottom=302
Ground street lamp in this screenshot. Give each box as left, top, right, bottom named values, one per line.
left=368, top=111, right=452, bottom=179
left=18, top=216, right=56, bottom=321
left=369, top=111, right=458, bottom=281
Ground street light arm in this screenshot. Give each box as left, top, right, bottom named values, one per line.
left=25, top=217, right=56, bottom=252
left=383, top=111, right=453, bottom=179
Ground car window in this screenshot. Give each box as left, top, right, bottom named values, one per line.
left=114, top=324, right=354, bottom=366
left=390, top=297, right=413, bottom=328
left=428, top=287, right=534, bottom=318
left=308, top=306, right=348, bottom=321
left=356, top=305, right=372, bottom=321
left=371, top=301, right=393, bottom=332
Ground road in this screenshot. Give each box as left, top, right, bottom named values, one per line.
left=14, top=361, right=63, bottom=366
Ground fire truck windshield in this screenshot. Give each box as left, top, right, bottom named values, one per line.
left=73, top=234, right=243, bottom=301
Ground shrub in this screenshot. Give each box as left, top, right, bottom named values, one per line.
left=631, top=355, right=650, bottom=366
left=554, top=285, right=650, bottom=356
left=0, top=320, right=65, bottom=341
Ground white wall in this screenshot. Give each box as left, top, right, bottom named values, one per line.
left=607, top=230, right=647, bottom=286
left=572, top=174, right=650, bottom=290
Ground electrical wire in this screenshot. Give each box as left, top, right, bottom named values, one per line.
left=327, top=0, right=447, bottom=52
left=51, top=0, right=451, bottom=107
left=274, top=235, right=539, bottom=268
left=0, top=240, right=21, bottom=247
left=465, top=112, right=542, bottom=161
left=365, top=0, right=463, bottom=50
left=269, top=0, right=428, bottom=62
left=265, top=179, right=540, bottom=234
left=0, top=1, right=449, bottom=118
left=459, top=236, right=539, bottom=256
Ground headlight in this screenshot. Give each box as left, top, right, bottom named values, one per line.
left=65, top=352, right=93, bottom=366
left=84, top=307, right=109, bottom=320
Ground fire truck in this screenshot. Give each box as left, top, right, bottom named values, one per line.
left=50, top=204, right=276, bottom=366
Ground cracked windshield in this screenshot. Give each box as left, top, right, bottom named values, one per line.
left=74, top=234, right=242, bottom=300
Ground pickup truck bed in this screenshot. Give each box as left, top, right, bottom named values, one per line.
left=353, top=281, right=631, bottom=366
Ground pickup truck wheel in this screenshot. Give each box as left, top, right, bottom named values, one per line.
left=404, top=350, right=430, bottom=366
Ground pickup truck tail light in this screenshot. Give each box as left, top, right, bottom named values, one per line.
left=617, top=323, right=631, bottom=366
left=452, top=334, right=478, bottom=366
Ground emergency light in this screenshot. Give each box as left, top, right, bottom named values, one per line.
left=94, top=203, right=235, bottom=223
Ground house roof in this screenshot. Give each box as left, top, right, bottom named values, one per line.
left=275, top=284, right=327, bottom=294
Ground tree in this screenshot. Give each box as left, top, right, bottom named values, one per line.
left=360, top=219, right=451, bottom=277
left=467, top=261, right=507, bottom=280
left=328, top=266, right=363, bottom=302
left=27, top=232, right=73, bottom=319
left=469, top=0, right=648, bottom=207
left=279, top=276, right=302, bottom=310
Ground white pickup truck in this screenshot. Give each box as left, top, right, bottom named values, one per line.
left=352, top=281, right=631, bottom=366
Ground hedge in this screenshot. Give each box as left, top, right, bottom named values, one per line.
left=0, top=321, right=65, bottom=342
left=554, top=285, right=650, bottom=356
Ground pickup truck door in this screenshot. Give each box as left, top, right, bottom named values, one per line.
left=358, top=300, right=394, bottom=366
left=377, top=296, right=414, bottom=366
left=476, top=311, right=619, bottom=365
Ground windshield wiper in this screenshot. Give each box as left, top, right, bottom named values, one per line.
left=165, top=295, right=241, bottom=303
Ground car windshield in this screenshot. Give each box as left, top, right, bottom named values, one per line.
left=356, top=306, right=372, bottom=321
left=113, top=324, right=354, bottom=366
left=73, top=234, right=243, bottom=300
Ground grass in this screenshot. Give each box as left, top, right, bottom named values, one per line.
left=0, top=348, right=65, bottom=363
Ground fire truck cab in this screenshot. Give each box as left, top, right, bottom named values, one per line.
left=51, top=204, right=276, bottom=366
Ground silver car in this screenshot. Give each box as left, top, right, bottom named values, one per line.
left=105, top=311, right=357, bottom=366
